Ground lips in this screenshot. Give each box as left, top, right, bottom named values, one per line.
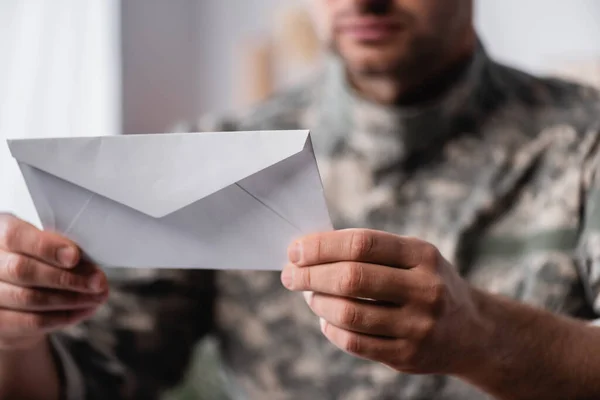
left=337, top=18, right=404, bottom=42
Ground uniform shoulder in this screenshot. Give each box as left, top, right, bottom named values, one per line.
left=486, top=61, right=600, bottom=130
left=176, top=76, right=320, bottom=133
left=235, top=77, right=320, bottom=130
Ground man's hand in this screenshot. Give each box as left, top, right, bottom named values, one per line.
left=0, top=213, right=108, bottom=350
left=281, top=229, right=488, bottom=375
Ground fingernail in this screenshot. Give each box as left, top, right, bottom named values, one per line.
left=281, top=268, right=293, bottom=289
left=303, top=291, right=313, bottom=305
left=57, top=246, right=77, bottom=267
left=319, top=318, right=327, bottom=332
left=89, top=273, right=106, bottom=293
left=288, top=242, right=302, bottom=264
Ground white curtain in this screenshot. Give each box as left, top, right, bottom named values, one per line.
left=0, top=0, right=120, bottom=226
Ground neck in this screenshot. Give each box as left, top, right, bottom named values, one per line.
left=349, top=31, right=477, bottom=106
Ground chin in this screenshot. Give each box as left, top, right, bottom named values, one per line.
left=337, top=40, right=411, bottom=77
left=343, top=52, right=406, bottom=76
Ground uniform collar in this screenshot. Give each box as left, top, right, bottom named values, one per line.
left=314, top=41, right=491, bottom=169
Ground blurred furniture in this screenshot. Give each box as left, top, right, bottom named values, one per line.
left=238, top=4, right=322, bottom=107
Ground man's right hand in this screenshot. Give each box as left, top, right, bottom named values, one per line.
left=0, top=213, right=108, bottom=350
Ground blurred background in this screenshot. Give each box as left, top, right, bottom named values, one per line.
left=1, top=0, right=600, bottom=398
left=3, top=0, right=600, bottom=225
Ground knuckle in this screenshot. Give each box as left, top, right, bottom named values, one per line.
left=0, top=216, right=19, bottom=249
left=5, top=254, right=30, bottom=282
left=30, top=236, right=51, bottom=260
left=341, top=333, right=362, bottom=354
left=57, top=271, right=78, bottom=289
left=300, top=235, right=323, bottom=264
left=338, top=262, right=364, bottom=295
left=298, top=268, right=311, bottom=289
left=313, top=236, right=323, bottom=263
left=415, top=318, right=436, bottom=341
left=420, top=243, right=441, bottom=267
left=426, top=279, right=446, bottom=309
left=11, top=287, right=38, bottom=306
left=349, top=230, right=374, bottom=260
left=338, top=303, right=359, bottom=327
left=22, top=313, right=45, bottom=331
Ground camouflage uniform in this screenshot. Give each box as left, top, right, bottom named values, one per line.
left=52, top=43, right=600, bottom=400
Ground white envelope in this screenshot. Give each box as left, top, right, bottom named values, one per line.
left=7, top=130, right=332, bottom=270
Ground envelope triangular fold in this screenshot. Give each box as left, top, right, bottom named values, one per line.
left=236, top=137, right=332, bottom=233
left=17, top=162, right=303, bottom=269
left=8, top=130, right=310, bottom=218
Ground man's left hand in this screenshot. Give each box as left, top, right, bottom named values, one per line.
left=281, top=229, right=489, bottom=375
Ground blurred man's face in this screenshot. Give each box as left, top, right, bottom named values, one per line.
left=317, top=0, right=473, bottom=79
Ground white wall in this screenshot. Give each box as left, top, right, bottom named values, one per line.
left=194, top=0, right=306, bottom=115
left=119, top=0, right=306, bottom=129
left=475, top=0, right=600, bottom=75
left=0, top=0, right=120, bottom=225
left=120, top=0, right=202, bottom=134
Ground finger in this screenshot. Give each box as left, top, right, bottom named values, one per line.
left=309, top=292, right=433, bottom=339
left=289, top=229, right=432, bottom=269
left=310, top=293, right=399, bottom=337
left=0, top=251, right=107, bottom=294
left=319, top=318, right=398, bottom=361
left=0, top=215, right=79, bottom=268
left=0, top=281, right=108, bottom=312
left=282, top=261, right=426, bottom=303
left=0, top=307, right=98, bottom=335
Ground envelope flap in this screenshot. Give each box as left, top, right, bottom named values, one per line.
left=7, top=130, right=310, bottom=218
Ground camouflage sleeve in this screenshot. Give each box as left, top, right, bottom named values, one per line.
left=52, top=268, right=217, bottom=400
left=576, top=123, right=600, bottom=322
left=50, top=115, right=238, bottom=399
left=50, top=333, right=85, bottom=399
